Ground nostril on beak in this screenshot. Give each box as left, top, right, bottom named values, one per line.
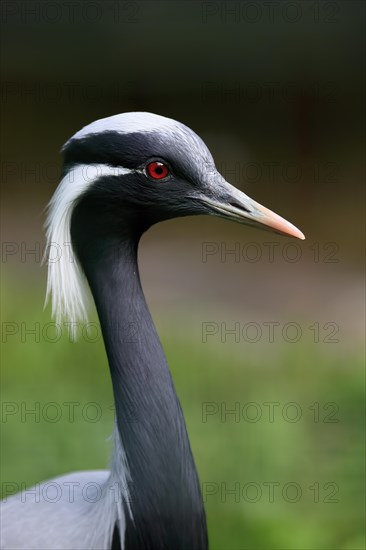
left=228, top=200, right=250, bottom=213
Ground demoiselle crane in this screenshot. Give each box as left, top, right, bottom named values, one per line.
left=1, top=112, right=304, bottom=549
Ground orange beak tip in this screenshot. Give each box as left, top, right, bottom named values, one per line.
left=257, top=205, right=305, bottom=241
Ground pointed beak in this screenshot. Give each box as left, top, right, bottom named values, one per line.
left=200, top=180, right=305, bottom=240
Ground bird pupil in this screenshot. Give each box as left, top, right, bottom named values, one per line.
left=155, top=166, right=163, bottom=174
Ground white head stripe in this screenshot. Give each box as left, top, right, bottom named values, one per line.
left=45, top=164, right=131, bottom=336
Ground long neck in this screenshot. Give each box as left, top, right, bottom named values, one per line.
left=77, top=230, right=208, bottom=549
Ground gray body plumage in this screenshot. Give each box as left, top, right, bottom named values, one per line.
left=1, top=471, right=112, bottom=549
left=1, top=427, right=128, bottom=549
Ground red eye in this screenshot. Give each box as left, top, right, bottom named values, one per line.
left=146, top=161, right=169, bottom=180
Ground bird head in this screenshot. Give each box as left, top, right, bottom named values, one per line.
left=60, top=112, right=304, bottom=239
left=45, top=112, right=304, bottom=328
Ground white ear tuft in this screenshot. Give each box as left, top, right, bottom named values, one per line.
left=44, top=164, right=131, bottom=339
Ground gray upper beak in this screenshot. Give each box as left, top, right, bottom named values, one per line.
left=200, top=177, right=305, bottom=240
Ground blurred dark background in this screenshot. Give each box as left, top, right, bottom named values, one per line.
left=1, top=1, right=365, bottom=549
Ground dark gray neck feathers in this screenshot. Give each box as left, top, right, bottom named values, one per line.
left=71, top=192, right=208, bottom=550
